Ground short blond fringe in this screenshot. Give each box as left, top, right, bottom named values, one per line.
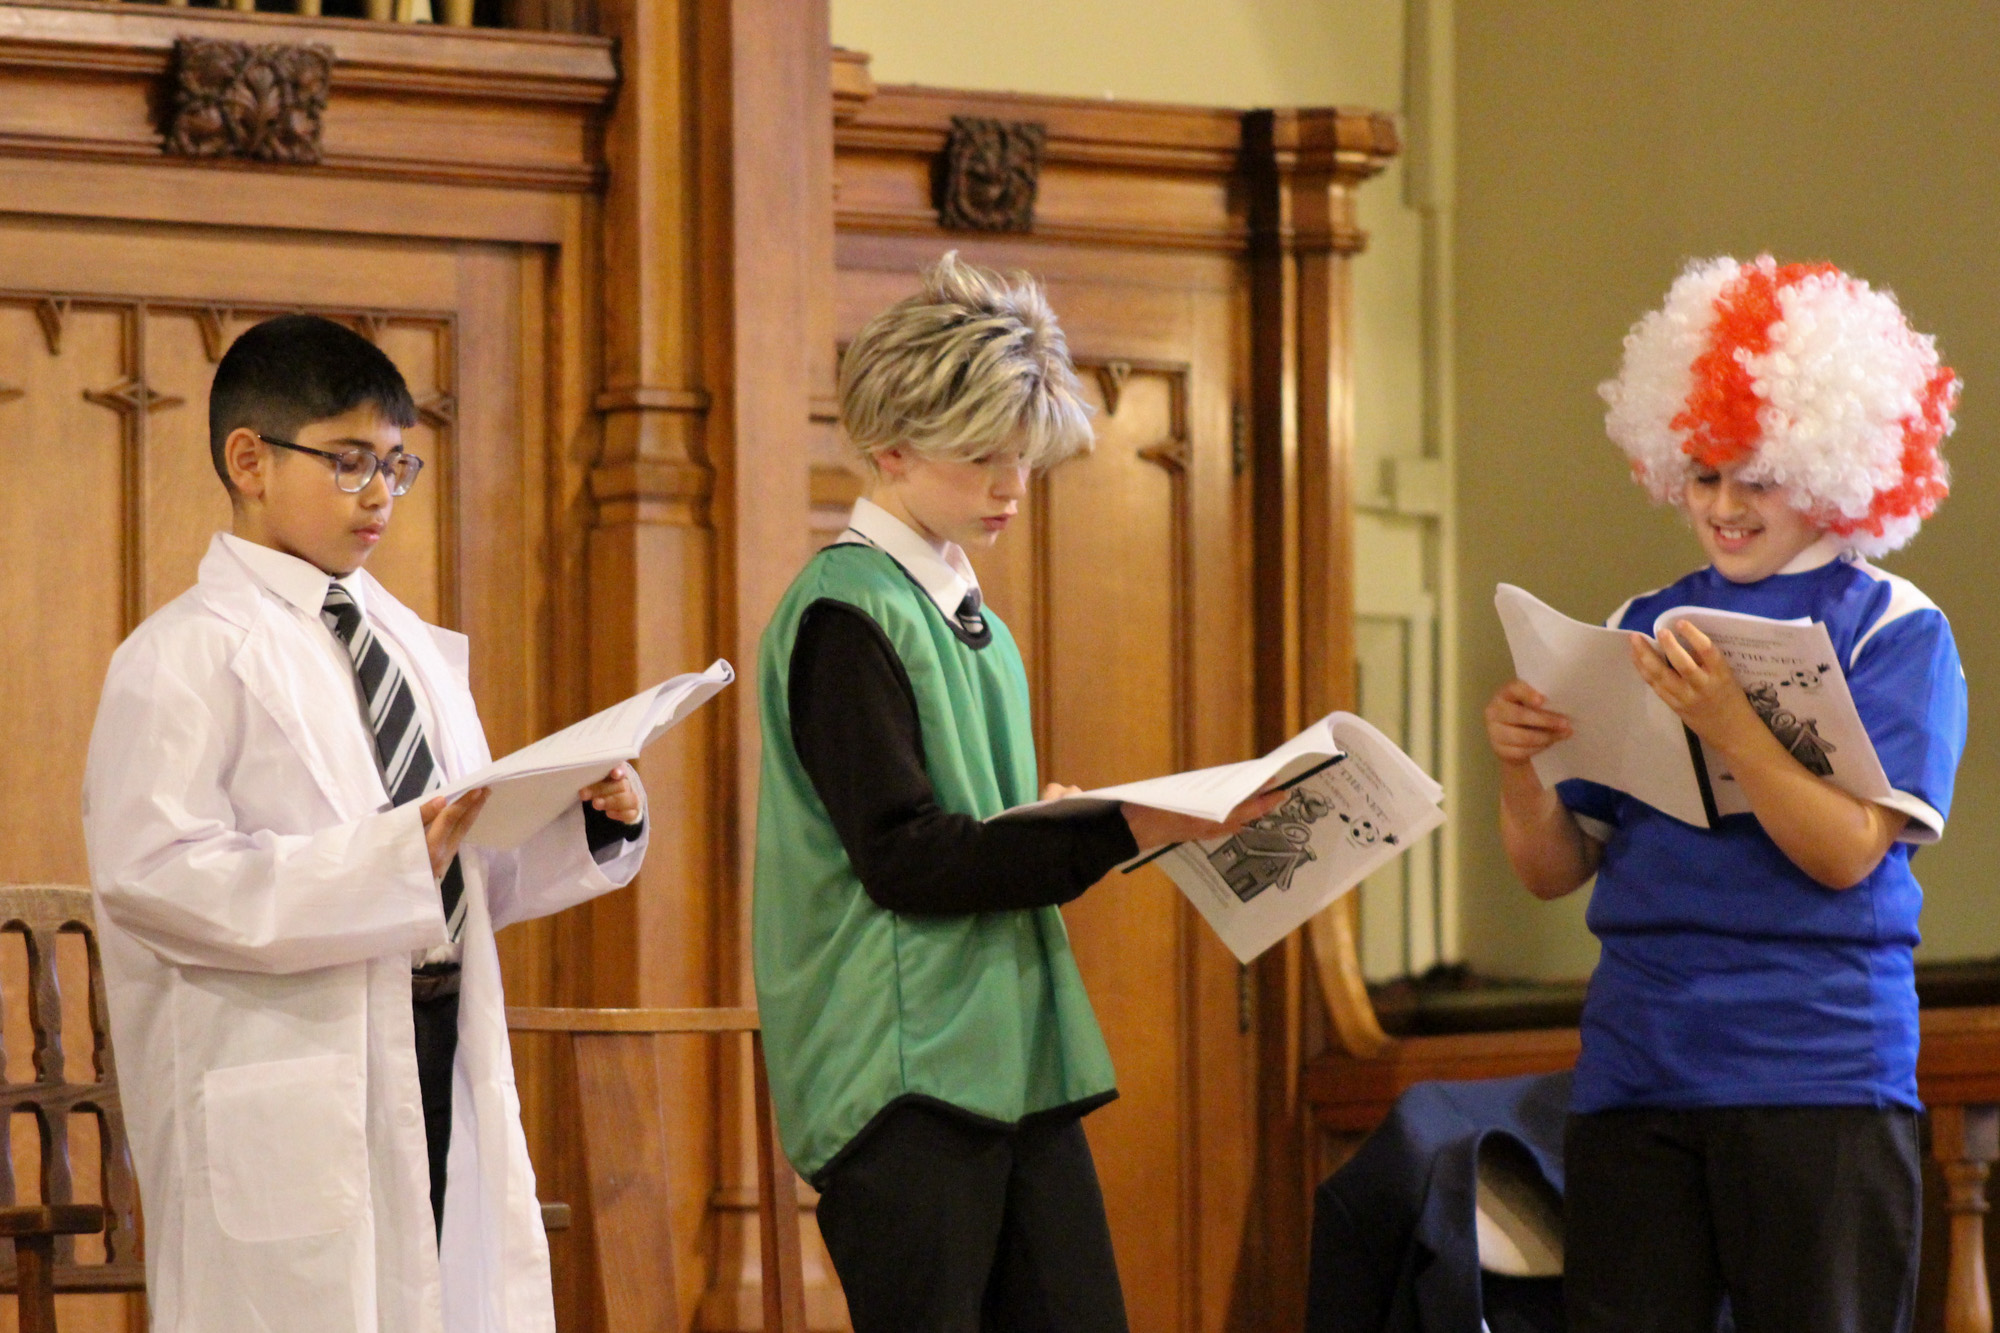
left=838, top=252, right=1095, bottom=472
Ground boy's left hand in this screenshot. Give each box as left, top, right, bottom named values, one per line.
left=581, top=765, right=644, bottom=825
left=1629, top=621, right=1765, bottom=757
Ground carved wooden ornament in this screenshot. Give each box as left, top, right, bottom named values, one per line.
left=164, top=37, right=333, bottom=166
left=937, top=116, right=1045, bottom=233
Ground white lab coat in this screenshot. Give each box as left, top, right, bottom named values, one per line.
left=82, top=534, right=647, bottom=1333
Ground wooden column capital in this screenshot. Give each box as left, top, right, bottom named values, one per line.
left=594, top=384, right=713, bottom=414
left=1244, top=108, right=1400, bottom=258
left=588, top=459, right=715, bottom=526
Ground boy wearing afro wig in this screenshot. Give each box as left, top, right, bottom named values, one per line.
left=1485, top=256, right=1967, bottom=1333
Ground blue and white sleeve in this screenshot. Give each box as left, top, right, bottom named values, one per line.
left=1849, top=608, right=1968, bottom=844
left=1556, top=778, right=1621, bottom=844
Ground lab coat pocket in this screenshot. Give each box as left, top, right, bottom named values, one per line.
left=204, top=1054, right=367, bottom=1242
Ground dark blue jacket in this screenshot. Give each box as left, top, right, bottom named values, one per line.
left=1306, top=1073, right=1570, bottom=1333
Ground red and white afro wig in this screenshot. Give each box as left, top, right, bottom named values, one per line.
left=1600, top=255, right=1959, bottom=556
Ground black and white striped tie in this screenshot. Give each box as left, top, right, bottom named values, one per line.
left=321, top=583, right=465, bottom=942
left=956, top=586, right=984, bottom=634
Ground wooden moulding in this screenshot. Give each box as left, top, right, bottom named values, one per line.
left=506, top=1005, right=758, bottom=1034
left=1303, top=1006, right=2000, bottom=1135
left=836, top=81, right=1399, bottom=253
left=0, top=0, right=615, bottom=191
left=1303, top=1028, right=1583, bottom=1134
left=1916, top=1007, right=2000, bottom=1107
left=828, top=45, right=872, bottom=124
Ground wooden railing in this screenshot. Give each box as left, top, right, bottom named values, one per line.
left=1913, top=1010, right=2000, bottom=1333
left=1306, top=995, right=2000, bottom=1332
left=505, top=1007, right=809, bottom=1333
left=39, top=0, right=582, bottom=33
left=157, top=0, right=474, bottom=23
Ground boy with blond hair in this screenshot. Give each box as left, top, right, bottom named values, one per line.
left=754, top=254, right=1276, bottom=1332
left=1486, top=257, right=1967, bottom=1333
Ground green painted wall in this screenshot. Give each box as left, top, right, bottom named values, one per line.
left=1453, top=0, right=2000, bottom=977
left=832, top=0, right=1399, bottom=108
left=829, top=0, right=1428, bottom=518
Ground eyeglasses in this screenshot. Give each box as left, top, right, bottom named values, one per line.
left=259, top=435, right=425, bottom=497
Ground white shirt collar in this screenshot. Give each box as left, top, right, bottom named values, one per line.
left=1778, top=534, right=1848, bottom=575
left=219, top=532, right=366, bottom=620
left=840, top=497, right=981, bottom=623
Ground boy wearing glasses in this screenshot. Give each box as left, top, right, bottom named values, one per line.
left=83, top=315, right=646, bottom=1332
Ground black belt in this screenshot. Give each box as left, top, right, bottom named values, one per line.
left=411, top=963, right=462, bottom=1002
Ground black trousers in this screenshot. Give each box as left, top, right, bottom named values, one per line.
left=413, top=988, right=460, bottom=1237
left=1564, top=1105, right=1921, bottom=1333
left=814, top=1101, right=1129, bottom=1333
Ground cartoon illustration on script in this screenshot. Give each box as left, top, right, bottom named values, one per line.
left=1207, top=788, right=1335, bottom=904
left=1745, top=680, right=1837, bottom=777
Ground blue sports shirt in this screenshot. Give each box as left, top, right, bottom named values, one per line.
left=1559, top=542, right=1968, bottom=1114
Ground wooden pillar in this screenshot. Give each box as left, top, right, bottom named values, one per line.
left=1934, top=1103, right=1999, bottom=1333
left=1243, top=106, right=1398, bottom=1327
left=691, top=0, right=820, bottom=1327
left=584, top=0, right=818, bottom=1323
left=585, top=0, right=726, bottom=1322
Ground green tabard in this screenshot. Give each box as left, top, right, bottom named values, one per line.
left=752, top=544, right=1117, bottom=1181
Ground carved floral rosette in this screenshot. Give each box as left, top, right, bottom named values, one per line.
left=164, top=37, right=334, bottom=166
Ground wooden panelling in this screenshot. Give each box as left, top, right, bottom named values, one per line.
left=837, top=86, right=1247, bottom=251
left=0, top=9, right=616, bottom=1319
left=0, top=154, right=580, bottom=243
left=0, top=209, right=536, bottom=1333
left=0, top=0, right=614, bottom=190
left=0, top=276, right=471, bottom=857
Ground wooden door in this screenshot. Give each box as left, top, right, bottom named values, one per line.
left=836, top=238, right=1259, bottom=1333
left=0, top=215, right=545, bottom=1332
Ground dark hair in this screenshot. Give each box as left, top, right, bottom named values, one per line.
left=208, top=315, right=419, bottom=491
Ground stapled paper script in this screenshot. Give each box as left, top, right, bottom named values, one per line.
left=992, top=714, right=1445, bottom=962
left=431, top=659, right=735, bottom=849
left=1495, top=584, right=1889, bottom=826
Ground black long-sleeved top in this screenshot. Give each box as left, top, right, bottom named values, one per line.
left=788, top=599, right=1138, bottom=915
left=583, top=802, right=644, bottom=855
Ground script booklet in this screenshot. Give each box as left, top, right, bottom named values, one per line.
left=1494, top=584, right=1891, bottom=827
left=430, top=659, right=735, bottom=850
left=990, top=715, right=1445, bottom=963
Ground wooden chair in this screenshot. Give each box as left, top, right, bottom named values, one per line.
left=0, top=886, right=143, bottom=1333
left=506, top=1006, right=807, bottom=1333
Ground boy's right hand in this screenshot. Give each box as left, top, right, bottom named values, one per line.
left=1485, top=680, right=1573, bottom=765
left=420, top=788, right=489, bottom=881
left=1122, top=788, right=1288, bottom=853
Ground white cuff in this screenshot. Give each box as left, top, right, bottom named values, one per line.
left=1572, top=814, right=1615, bottom=844
left=1876, top=790, right=1944, bottom=845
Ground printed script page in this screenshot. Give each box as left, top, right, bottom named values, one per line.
left=1494, top=584, right=1710, bottom=826
left=435, top=659, right=736, bottom=849
left=1157, top=713, right=1444, bottom=963
left=988, top=719, right=1343, bottom=824
left=1650, top=607, right=1889, bottom=815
